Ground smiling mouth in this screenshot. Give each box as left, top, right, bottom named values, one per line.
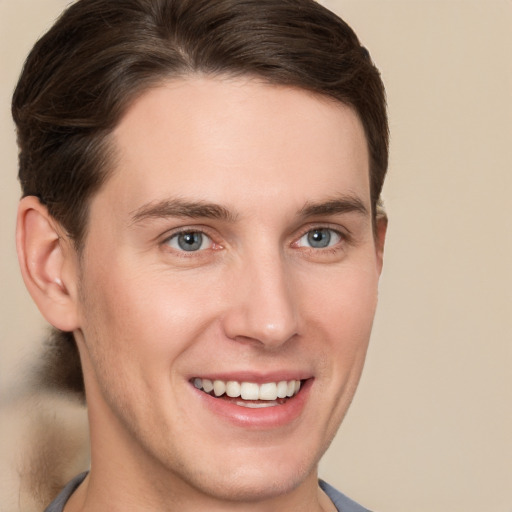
left=192, top=378, right=302, bottom=408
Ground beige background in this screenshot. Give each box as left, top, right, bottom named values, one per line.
left=1, top=1, right=511, bottom=511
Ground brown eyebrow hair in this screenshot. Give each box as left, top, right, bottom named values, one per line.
left=129, top=198, right=238, bottom=225
left=130, top=194, right=368, bottom=226
left=299, top=195, right=369, bottom=218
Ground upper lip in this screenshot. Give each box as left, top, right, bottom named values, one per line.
left=189, top=372, right=312, bottom=384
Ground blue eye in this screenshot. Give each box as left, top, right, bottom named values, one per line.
left=166, top=231, right=212, bottom=252
left=298, top=228, right=341, bottom=249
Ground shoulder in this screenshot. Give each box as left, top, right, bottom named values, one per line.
left=319, top=479, right=373, bottom=512
left=43, top=472, right=88, bottom=512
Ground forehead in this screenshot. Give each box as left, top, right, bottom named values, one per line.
left=94, top=76, right=370, bottom=220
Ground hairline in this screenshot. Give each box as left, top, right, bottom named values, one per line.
left=70, top=71, right=380, bottom=253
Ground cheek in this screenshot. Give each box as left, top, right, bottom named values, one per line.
left=302, top=262, right=379, bottom=394
left=303, top=262, right=379, bottom=336
left=292, top=264, right=379, bottom=453
left=78, top=261, right=220, bottom=367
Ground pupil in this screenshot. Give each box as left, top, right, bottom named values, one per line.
left=308, top=229, right=330, bottom=248
left=178, top=232, right=202, bottom=251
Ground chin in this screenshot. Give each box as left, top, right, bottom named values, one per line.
left=192, top=468, right=308, bottom=504
left=177, top=442, right=322, bottom=504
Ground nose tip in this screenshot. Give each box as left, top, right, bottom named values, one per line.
left=222, top=258, right=299, bottom=348
left=225, top=308, right=298, bottom=349
left=249, top=317, right=298, bottom=347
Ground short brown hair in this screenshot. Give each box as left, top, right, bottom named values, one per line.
left=13, top=0, right=388, bottom=247
left=13, top=0, right=388, bottom=395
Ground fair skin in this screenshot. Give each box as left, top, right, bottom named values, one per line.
left=17, top=76, right=386, bottom=511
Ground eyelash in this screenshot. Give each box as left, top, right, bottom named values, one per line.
left=161, top=228, right=220, bottom=257
left=292, top=225, right=349, bottom=255
left=160, top=225, right=349, bottom=256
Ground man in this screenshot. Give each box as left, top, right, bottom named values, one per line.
left=13, top=0, right=388, bottom=510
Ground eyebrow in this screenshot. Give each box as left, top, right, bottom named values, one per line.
left=299, top=195, right=369, bottom=218
left=129, top=198, right=238, bottom=225
left=129, top=194, right=368, bottom=226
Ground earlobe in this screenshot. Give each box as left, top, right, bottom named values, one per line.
left=16, top=196, right=80, bottom=332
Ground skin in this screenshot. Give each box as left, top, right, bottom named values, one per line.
left=17, top=76, right=385, bottom=511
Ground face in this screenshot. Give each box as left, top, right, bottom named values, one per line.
left=73, top=76, right=385, bottom=506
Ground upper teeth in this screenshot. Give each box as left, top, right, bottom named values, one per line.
left=193, top=378, right=301, bottom=400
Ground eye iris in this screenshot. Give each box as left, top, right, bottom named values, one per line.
left=177, top=232, right=203, bottom=251
left=307, top=229, right=331, bottom=248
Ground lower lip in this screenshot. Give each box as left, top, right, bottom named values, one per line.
left=193, top=379, right=313, bottom=429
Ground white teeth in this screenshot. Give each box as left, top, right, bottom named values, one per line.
left=226, top=381, right=241, bottom=398
left=194, top=378, right=302, bottom=401
left=259, top=382, right=277, bottom=400
left=202, top=379, right=214, bottom=393
left=213, top=380, right=226, bottom=397
left=276, top=380, right=288, bottom=398
left=240, top=382, right=259, bottom=400
left=236, top=400, right=279, bottom=408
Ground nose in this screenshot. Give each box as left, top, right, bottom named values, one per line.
left=222, top=251, right=299, bottom=349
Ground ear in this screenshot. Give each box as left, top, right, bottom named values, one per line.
left=374, top=213, right=387, bottom=275
left=16, top=196, right=80, bottom=332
